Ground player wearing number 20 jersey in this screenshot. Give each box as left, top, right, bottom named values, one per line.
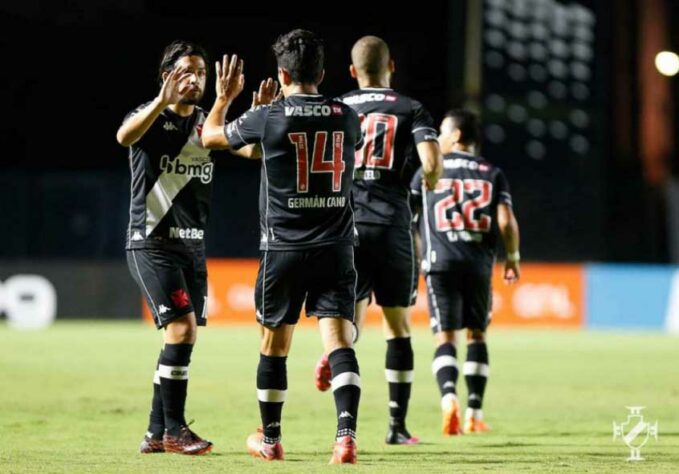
left=312, top=36, right=442, bottom=448
left=410, top=109, right=520, bottom=437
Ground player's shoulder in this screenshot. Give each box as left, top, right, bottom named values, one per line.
left=125, top=100, right=154, bottom=120
left=339, top=88, right=402, bottom=107
left=244, top=103, right=274, bottom=115
left=235, top=104, right=273, bottom=125
left=330, top=96, right=360, bottom=117
left=443, top=152, right=499, bottom=174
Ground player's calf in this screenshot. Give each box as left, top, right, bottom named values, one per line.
left=433, top=342, right=462, bottom=435
left=384, top=336, right=418, bottom=444
left=328, top=347, right=361, bottom=462
left=464, top=336, right=490, bottom=433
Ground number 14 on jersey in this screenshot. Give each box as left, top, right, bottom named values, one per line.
left=289, top=131, right=346, bottom=193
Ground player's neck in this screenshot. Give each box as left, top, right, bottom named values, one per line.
left=169, top=103, right=195, bottom=117
left=357, top=76, right=390, bottom=89
left=284, top=84, right=320, bottom=96
left=452, top=144, right=476, bottom=155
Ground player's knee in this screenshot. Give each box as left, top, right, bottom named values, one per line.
left=382, top=307, right=411, bottom=338
left=467, top=328, right=485, bottom=342
left=435, top=329, right=456, bottom=345
left=260, top=324, right=293, bottom=357
left=319, top=318, right=354, bottom=353
left=164, top=313, right=197, bottom=344
left=165, top=326, right=196, bottom=344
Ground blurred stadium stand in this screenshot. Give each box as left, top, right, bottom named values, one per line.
left=1, top=0, right=676, bottom=263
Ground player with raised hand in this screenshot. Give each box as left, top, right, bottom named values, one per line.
left=116, top=40, right=215, bottom=456
left=202, top=30, right=364, bottom=464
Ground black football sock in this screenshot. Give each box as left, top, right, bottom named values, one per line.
left=256, top=354, right=287, bottom=444
left=159, top=343, right=193, bottom=435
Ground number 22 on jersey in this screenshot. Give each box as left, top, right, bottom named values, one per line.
left=434, top=179, right=493, bottom=232
left=288, top=131, right=346, bottom=193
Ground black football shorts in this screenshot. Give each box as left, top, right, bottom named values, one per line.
left=127, top=246, right=207, bottom=329
left=425, top=265, right=491, bottom=332
left=254, top=244, right=356, bottom=328
left=354, top=223, right=417, bottom=307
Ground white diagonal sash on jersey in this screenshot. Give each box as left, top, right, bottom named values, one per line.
left=145, top=125, right=210, bottom=237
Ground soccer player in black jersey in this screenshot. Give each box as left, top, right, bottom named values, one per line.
left=202, top=30, right=363, bottom=464
left=313, top=35, right=442, bottom=445
left=410, top=110, right=520, bottom=435
left=116, top=40, right=213, bottom=455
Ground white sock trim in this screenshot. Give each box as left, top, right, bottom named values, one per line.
left=440, top=392, right=458, bottom=410
left=384, top=369, right=414, bottom=383
left=463, top=361, right=489, bottom=377
left=153, top=370, right=160, bottom=385
left=257, top=389, right=287, bottom=403
left=331, top=372, right=361, bottom=391
left=466, top=407, right=483, bottom=420
left=432, top=355, right=457, bottom=375
left=158, top=364, right=189, bottom=380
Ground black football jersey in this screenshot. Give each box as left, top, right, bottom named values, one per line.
left=411, top=151, right=512, bottom=272
left=340, top=88, right=438, bottom=227
left=124, top=104, right=214, bottom=250
left=225, top=94, right=363, bottom=251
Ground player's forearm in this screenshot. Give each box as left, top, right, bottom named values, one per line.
left=202, top=97, right=232, bottom=149
left=417, top=141, right=443, bottom=188
left=116, top=97, right=166, bottom=147
left=500, top=216, right=520, bottom=258
left=229, top=144, right=262, bottom=160
left=422, top=163, right=442, bottom=189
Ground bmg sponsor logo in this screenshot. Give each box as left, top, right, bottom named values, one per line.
left=160, top=155, right=214, bottom=184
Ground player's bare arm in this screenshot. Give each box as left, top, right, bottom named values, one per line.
left=202, top=54, right=245, bottom=150
left=224, top=78, right=278, bottom=159
left=229, top=144, right=263, bottom=160
left=116, top=67, right=192, bottom=147
left=497, top=203, right=521, bottom=283
left=416, top=140, right=443, bottom=190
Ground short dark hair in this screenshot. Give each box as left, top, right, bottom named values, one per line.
left=158, top=40, right=209, bottom=85
left=445, top=109, right=481, bottom=146
left=272, top=29, right=324, bottom=84
left=351, top=35, right=390, bottom=76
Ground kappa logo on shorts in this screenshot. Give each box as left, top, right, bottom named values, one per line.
left=170, top=289, right=190, bottom=309
left=158, top=304, right=170, bottom=315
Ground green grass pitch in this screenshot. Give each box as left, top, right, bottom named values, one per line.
left=1, top=322, right=678, bottom=473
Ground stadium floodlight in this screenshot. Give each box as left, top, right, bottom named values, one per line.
left=655, top=51, right=679, bottom=77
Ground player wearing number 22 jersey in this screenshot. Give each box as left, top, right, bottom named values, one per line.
left=410, top=109, right=521, bottom=437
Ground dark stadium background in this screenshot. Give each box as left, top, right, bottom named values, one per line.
left=4, top=0, right=677, bottom=264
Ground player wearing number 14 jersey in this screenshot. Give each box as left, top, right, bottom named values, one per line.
left=410, top=109, right=521, bottom=436
left=314, top=35, right=442, bottom=446
left=202, top=30, right=363, bottom=464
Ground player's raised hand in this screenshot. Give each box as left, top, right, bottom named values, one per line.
left=215, top=54, right=245, bottom=103
left=503, top=260, right=520, bottom=285
left=157, top=67, right=193, bottom=106
left=251, top=78, right=280, bottom=107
